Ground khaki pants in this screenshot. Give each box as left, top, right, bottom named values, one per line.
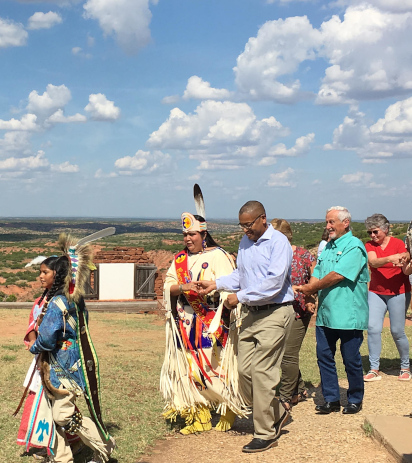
left=238, top=303, right=294, bottom=440
left=51, top=388, right=110, bottom=463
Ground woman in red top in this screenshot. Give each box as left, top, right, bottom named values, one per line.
left=271, top=219, right=316, bottom=409
left=363, top=214, right=411, bottom=382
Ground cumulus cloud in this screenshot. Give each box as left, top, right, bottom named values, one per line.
left=0, top=17, right=28, bottom=48
left=183, top=76, right=233, bottom=101
left=114, top=149, right=173, bottom=175
left=0, top=114, right=38, bottom=131
left=83, top=0, right=153, bottom=55
left=340, top=171, right=384, bottom=188
left=0, top=131, right=32, bottom=157
left=326, top=97, right=412, bottom=162
left=234, top=16, right=322, bottom=102
left=317, top=5, right=412, bottom=104
left=331, top=0, right=412, bottom=13
left=85, top=93, right=120, bottom=121
left=324, top=107, right=370, bottom=150
left=95, top=168, right=118, bottom=178
left=259, top=133, right=315, bottom=165
left=267, top=168, right=296, bottom=187
left=27, top=84, right=72, bottom=120
left=50, top=161, right=79, bottom=173
left=370, top=97, right=412, bottom=136
left=46, top=109, right=87, bottom=124
left=27, top=11, right=62, bottom=30
left=147, top=100, right=310, bottom=170
left=0, top=151, right=49, bottom=171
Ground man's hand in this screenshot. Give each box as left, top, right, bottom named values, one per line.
left=294, top=284, right=316, bottom=297
left=196, top=280, right=217, bottom=296
left=224, top=293, right=239, bottom=310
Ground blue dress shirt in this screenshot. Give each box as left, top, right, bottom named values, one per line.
left=216, top=224, right=294, bottom=305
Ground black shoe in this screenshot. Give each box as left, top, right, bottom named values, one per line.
left=242, top=438, right=278, bottom=453
left=274, top=409, right=290, bottom=438
left=315, top=401, right=341, bottom=414
left=342, top=403, right=362, bottom=414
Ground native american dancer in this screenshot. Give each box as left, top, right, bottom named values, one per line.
left=16, top=257, right=82, bottom=460
left=160, top=186, right=247, bottom=434
left=16, top=228, right=116, bottom=463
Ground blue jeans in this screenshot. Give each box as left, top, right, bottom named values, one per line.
left=367, top=291, right=411, bottom=370
left=316, top=326, right=364, bottom=404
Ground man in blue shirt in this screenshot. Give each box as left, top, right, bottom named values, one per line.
left=295, top=206, right=369, bottom=415
left=198, top=201, right=295, bottom=453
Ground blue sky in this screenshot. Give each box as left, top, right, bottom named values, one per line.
left=1, top=0, right=412, bottom=221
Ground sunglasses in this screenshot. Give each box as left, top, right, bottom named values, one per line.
left=367, top=230, right=380, bottom=235
left=238, top=214, right=263, bottom=230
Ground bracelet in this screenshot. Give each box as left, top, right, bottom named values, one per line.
left=179, top=284, right=183, bottom=294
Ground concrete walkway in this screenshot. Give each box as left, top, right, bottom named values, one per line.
left=365, top=415, right=412, bottom=463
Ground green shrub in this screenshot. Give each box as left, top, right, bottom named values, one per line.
left=5, top=294, right=17, bottom=303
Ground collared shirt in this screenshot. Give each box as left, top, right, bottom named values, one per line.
left=313, top=231, right=369, bottom=330
left=216, top=224, right=294, bottom=305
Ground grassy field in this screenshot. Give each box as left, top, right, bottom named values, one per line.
left=1, top=308, right=411, bottom=462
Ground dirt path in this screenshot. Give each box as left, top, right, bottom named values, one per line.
left=137, top=373, right=407, bottom=463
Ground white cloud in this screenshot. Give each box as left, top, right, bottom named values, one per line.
left=324, top=108, right=370, bottom=150
left=317, top=5, right=412, bottom=104
left=147, top=100, right=309, bottom=171
left=259, top=133, right=315, bottom=165
left=234, top=16, right=322, bottom=102
left=95, top=168, right=117, bottom=178
left=85, top=93, right=120, bottom=121
left=46, top=109, right=87, bottom=124
left=27, top=84, right=72, bottom=120
left=114, top=149, right=173, bottom=175
left=267, top=168, right=296, bottom=187
left=72, top=46, right=82, bottom=55
left=0, top=114, right=38, bottom=131
left=183, top=76, right=233, bottom=101
left=162, top=95, right=180, bottom=105
left=50, top=161, right=79, bottom=173
left=332, top=0, right=412, bottom=13
left=27, top=11, right=62, bottom=30
left=370, top=97, right=412, bottom=136
left=0, top=131, right=32, bottom=157
left=340, top=171, right=384, bottom=188
left=0, top=17, right=28, bottom=48
left=0, top=151, right=49, bottom=171
left=326, top=97, right=412, bottom=162
left=83, top=0, right=152, bottom=55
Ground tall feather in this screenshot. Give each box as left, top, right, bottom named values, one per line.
left=75, top=227, right=115, bottom=248
left=25, top=256, right=47, bottom=268
left=193, top=184, right=206, bottom=219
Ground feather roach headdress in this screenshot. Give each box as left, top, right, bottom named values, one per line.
left=181, top=184, right=208, bottom=233
left=58, top=227, right=115, bottom=302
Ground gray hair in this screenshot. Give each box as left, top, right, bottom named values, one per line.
left=365, top=213, right=390, bottom=233
left=326, top=206, right=351, bottom=223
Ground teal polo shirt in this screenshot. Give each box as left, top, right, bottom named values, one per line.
left=313, top=231, right=369, bottom=330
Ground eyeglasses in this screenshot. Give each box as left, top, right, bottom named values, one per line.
left=367, top=230, right=380, bottom=235
left=238, top=214, right=263, bottom=230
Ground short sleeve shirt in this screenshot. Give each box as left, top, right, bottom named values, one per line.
left=313, top=231, right=369, bottom=330
left=365, top=237, right=411, bottom=295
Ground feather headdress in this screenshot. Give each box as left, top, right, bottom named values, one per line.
left=58, top=227, right=115, bottom=302
left=193, top=183, right=206, bottom=219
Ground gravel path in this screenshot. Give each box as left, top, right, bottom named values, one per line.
left=137, top=372, right=410, bottom=463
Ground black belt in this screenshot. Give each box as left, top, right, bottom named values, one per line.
left=244, top=301, right=292, bottom=312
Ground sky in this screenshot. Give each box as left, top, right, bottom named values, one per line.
left=1, top=0, right=412, bottom=221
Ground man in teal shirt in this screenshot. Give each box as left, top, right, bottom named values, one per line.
left=295, top=206, right=369, bottom=415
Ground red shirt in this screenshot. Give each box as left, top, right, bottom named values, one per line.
left=365, top=237, right=411, bottom=295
